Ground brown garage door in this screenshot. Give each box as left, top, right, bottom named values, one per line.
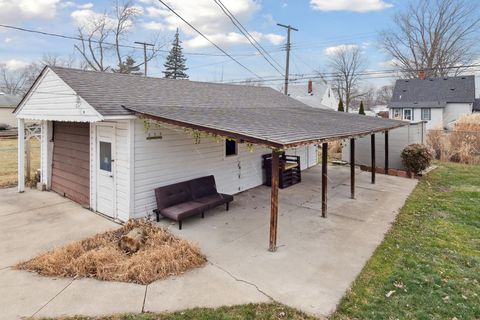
left=51, top=122, right=90, bottom=207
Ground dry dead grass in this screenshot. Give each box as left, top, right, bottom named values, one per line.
left=16, top=220, right=206, bottom=284
left=427, top=114, right=480, bottom=164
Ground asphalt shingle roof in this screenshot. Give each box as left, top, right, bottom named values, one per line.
left=389, top=75, right=475, bottom=109
left=50, top=66, right=405, bottom=148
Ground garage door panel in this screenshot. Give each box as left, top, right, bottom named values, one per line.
left=51, top=122, right=90, bottom=208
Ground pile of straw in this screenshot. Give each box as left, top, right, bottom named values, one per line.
left=16, top=220, right=206, bottom=284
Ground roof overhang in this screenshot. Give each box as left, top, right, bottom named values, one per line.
left=127, top=106, right=407, bottom=150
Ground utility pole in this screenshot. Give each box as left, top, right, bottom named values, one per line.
left=134, top=41, right=154, bottom=76
left=277, top=23, right=298, bottom=95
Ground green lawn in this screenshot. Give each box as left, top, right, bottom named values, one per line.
left=42, top=162, right=480, bottom=320
left=332, top=162, right=480, bottom=320
left=41, top=303, right=316, bottom=320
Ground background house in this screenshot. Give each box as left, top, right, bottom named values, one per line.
left=0, top=93, right=20, bottom=127
left=287, top=80, right=338, bottom=110
left=388, top=75, right=476, bottom=130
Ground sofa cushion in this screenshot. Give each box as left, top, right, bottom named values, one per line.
left=189, top=175, right=218, bottom=199
left=155, top=181, right=192, bottom=210
left=160, top=201, right=206, bottom=221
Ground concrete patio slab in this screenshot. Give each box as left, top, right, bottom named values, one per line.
left=0, top=188, right=118, bottom=269
left=0, top=268, right=72, bottom=320
left=36, top=278, right=146, bottom=318
left=163, top=166, right=417, bottom=317
left=0, top=165, right=417, bottom=319
left=144, top=264, right=271, bottom=313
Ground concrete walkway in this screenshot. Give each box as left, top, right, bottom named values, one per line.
left=0, top=166, right=417, bottom=319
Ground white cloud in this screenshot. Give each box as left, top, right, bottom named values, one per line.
left=0, top=0, right=60, bottom=22
left=144, top=0, right=284, bottom=48
left=310, top=0, right=392, bottom=12
left=142, top=21, right=165, bottom=31
left=71, top=9, right=118, bottom=31
left=324, top=44, right=358, bottom=56
left=77, top=2, right=93, bottom=9
left=1, top=59, right=30, bottom=70
left=4, top=37, right=12, bottom=43
left=263, top=33, right=284, bottom=45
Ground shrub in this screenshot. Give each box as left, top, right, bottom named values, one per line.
left=401, top=144, right=432, bottom=174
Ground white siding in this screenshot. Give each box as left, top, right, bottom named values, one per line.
left=90, top=121, right=131, bottom=221
left=0, top=108, right=16, bottom=127
left=15, top=69, right=102, bottom=122
left=114, top=121, right=130, bottom=221
left=132, top=120, right=318, bottom=218
left=341, top=122, right=426, bottom=170
left=443, top=103, right=472, bottom=127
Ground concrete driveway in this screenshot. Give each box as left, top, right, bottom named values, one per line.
left=0, top=165, right=417, bottom=319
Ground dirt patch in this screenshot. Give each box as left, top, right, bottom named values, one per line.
left=16, top=220, right=206, bottom=284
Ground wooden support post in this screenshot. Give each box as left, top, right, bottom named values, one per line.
left=384, top=131, right=389, bottom=175
left=17, top=119, right=25, bottom=192
left=322, top=143, right=328, bottom=218
left=269, top=150, right=280, bottom=252
left=26, top=138, right=31, bottom=183
left=350, top=138, right=355, bottom=199
left=371, top=134, right=376, bottom=184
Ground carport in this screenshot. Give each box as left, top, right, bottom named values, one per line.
left=126, top=105, right=406, bottom=252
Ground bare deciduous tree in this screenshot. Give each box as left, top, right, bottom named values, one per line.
left=0, top=64, right=36, bottom=95
left=328, top=46, right=367, bottom=112
left=75, top=0, right=162, bottom=73
left=381, top=0, right=480, bottom=78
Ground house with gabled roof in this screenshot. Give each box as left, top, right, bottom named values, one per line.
left=388, top=75, right=476, bottom=130
left=287, top=80, right=338, bottom=110
left=14, top=66, right=405, bottom=249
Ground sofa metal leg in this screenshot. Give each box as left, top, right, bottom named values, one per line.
left=226, top=202, right=229, bottom=211
left=201, top=212, right=205, bottom=219
left=178, top=220, right=182, bottom=230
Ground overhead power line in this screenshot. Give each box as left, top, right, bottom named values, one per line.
left=220, top=64, right=480, bottom=84
left=213, top=0, right=284, bottom=76
left=0, top=24, right=259, bottom=57
left=155, top=0, right=263, bottom=79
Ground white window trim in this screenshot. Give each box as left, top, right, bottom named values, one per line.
left=421, top=108, right=431, bottom=121
left=403, top=108, right=413, bottom=121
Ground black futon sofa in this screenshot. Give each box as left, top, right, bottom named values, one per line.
left=153, top=175, right=233, bottom=229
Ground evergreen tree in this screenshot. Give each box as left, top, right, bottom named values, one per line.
left=163, top=29, right=188, bottom=79
left=359, top=101, right=366, bottom=115
left=337, top=99, right=344, bottom=112
left=116, top=56, right=142, bottom=74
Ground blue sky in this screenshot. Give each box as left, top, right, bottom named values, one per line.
left=0, top=0, right=470, bottom=89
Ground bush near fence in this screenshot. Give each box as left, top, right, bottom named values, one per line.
left=426, top=114, right=480, bottom=164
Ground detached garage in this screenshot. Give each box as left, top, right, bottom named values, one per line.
left=51, top=122, right=90, bottom=207
left=14, top=65, right=405, bottom=241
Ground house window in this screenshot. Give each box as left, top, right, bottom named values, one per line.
left=225, top=139, right=237, bottom=157
left=403, top=108, right=413, bottom=121
left=393, top=108, right=401, bottom=119
left=421, top=108, right=431, bottom=120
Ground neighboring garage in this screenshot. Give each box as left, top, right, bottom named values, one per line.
left=50, top=122, right=90, bottom=207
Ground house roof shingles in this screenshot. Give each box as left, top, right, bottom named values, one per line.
left=49, top=66, right=405, bottom=148
left=389, top=75, right=475, bottom=109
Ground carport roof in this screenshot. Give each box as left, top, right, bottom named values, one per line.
left=51, top=67, right=405, bottom=148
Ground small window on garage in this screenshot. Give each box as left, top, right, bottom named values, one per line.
left=99, top=141, right=112, bottom=172
left=421, top=108, right=431, bottom=120
left=225, top=139, right=237, bottom=157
